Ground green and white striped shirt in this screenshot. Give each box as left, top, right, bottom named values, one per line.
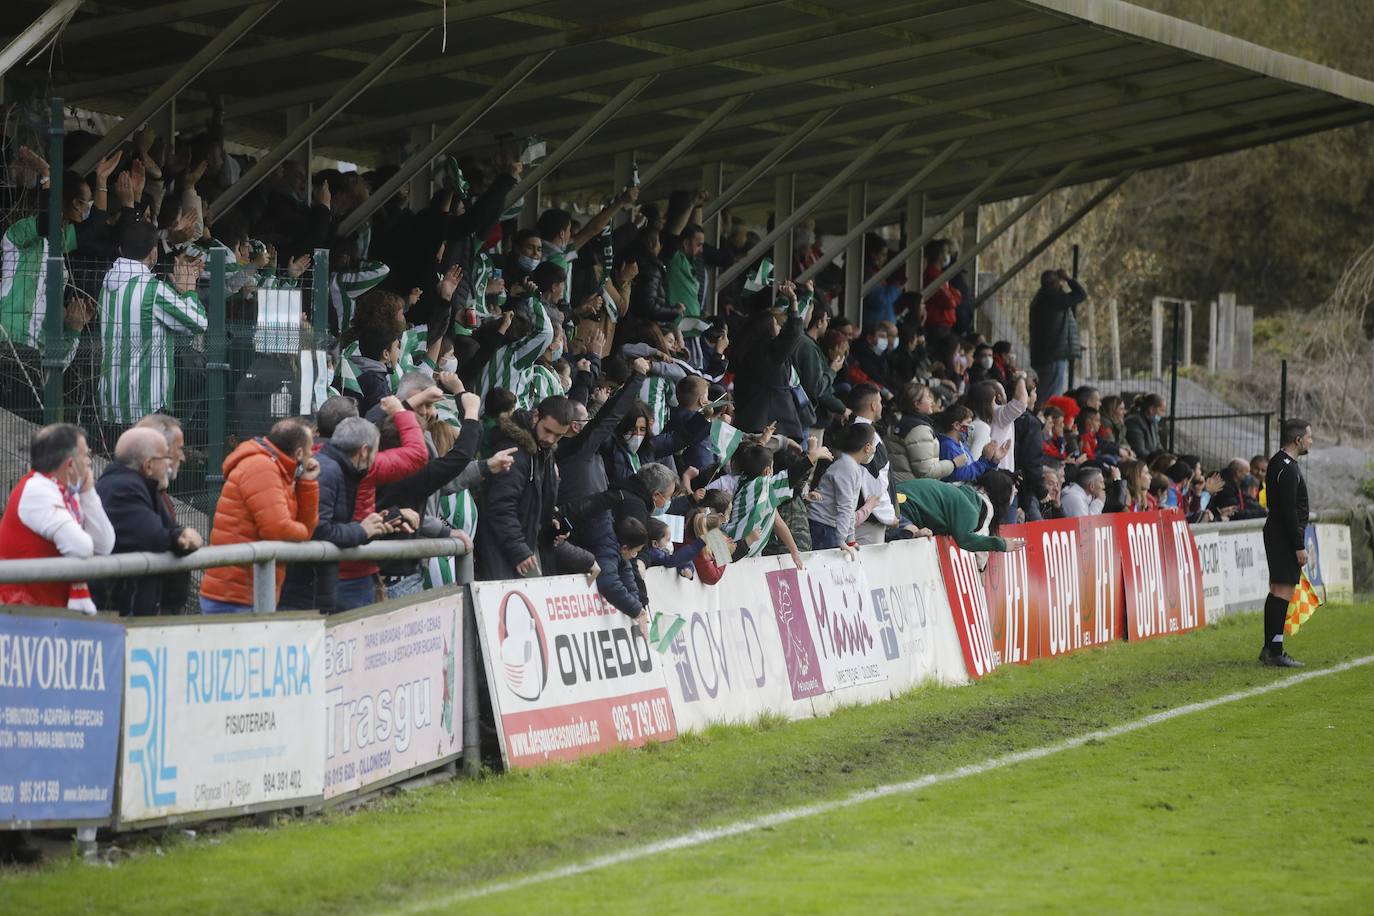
left=475, top=295, right=553, bottom=401
left=523, top=362, right=564, bottom=412
left=330, top=260, right=389, bottom=333
left=98, top=257, right=208, bottom=424
left=0, top=216, right=76, bottom=351
left=724, top=471, right=794, bottom=558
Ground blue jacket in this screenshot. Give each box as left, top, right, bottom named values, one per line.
left=92, top=463, right=190, bottom=616
left=279, top=442, right=367, bottom=613
left=937, top=434, right=995, bottom=483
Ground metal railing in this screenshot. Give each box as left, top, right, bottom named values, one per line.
left=0, top=537, right=472, bottom=612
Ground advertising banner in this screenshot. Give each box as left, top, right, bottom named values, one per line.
left=323, top=590, right=464, bottom=800
left=1193, top=529, right=1227, bottom=622
left=0, top=612, right=123, bottom=825
left=858, top=540, right=969, bottom=691
left=120, top=618, right=326, bottom=825
left=982, top=525, right=1038, bottom=666
left=1077, top=514, right=1126, bottom=653
left=471, top=574, right=677, bottom=769
left=1310, top=523, right=1354, bottom=603
left=934, top=537, right=998, bottom=680
left=644, top=558, right=807, bottom=733
left=1113, top=511, right=1205, bottom=641
left=1221, top=527, right=1268, bottom=613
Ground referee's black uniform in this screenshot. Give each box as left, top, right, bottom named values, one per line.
left=1261, top=449, right=1308, bottom=660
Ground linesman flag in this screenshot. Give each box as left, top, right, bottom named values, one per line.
left=710, top=419, right=744, bottom=466
left=1285, top=570, right=1325, bottom=636
left=743, top=258, right=773, bottom=293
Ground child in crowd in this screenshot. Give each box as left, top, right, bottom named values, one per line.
left=807, top=422, right=877, bottom=550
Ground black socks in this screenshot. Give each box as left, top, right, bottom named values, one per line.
left=1263, top=594, right=1287, bottom=656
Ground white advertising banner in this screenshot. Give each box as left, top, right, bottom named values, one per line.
left=1192, top=530, right=1227, bottom=622
left=1311, top=523, right=1354, bottom=603
left=848, top=540, right=970, bottom=692
left=120, top=618, right=326, bottom=825
left=471, top=574, right=677, bottom=769
left=644, top=559, right=807, bottom=733
left=1221, top=528, right=1269, bottom=613
left=323, top=590, right=464, bottom=800
left=645, top=541, right=967, bottom=731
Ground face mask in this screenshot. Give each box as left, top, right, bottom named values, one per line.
left=873, top=337, right=889, bottom=354
left=550, top=345, right=563, bottom=362
left=517, top=255, right=540, bottom=272
left=79, top=201, right=93, bottom=222
left=977, top=356, right=993, bottom=370
left=625, top=434, right=644, bottom=453
left=439, top=357, right=458, bottom=374
left=652, top=501, right=668, bottom=517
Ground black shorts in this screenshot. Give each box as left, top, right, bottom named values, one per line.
left=1264, top=527, right=1301, bottom=586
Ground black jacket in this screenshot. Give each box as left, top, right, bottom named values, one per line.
left=732, top=312, right=805, bottom=439
left=629, top=256, right=678, bottom=324
left=475, top=411, right=560, bottom=580
left=1264, top=450, right=1308, bottom=553
left=279, top=441, right=368, bottom=613
left=92, top=464, right=191, bottom=616
left=1014, top=411, right=1049, bottom=501
left=556, top=368, right=646, bottom=503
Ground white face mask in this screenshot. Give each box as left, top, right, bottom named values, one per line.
left=439, top=356, right=458, bottom=374
left=625, top=434, right=644, bottom=453
left=978, top=356, right=993, bottom=370
left=873, top=337, right=889, bottom=355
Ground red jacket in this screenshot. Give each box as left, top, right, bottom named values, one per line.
left=339, top=409, right=428, bottom=580
left=691, top=540, right=726, bottom=585
left=0, top=473, right=71, bottom=608
left=201, top=438, right=320, bottom=607
left=921, top=263, right=961, bottom=330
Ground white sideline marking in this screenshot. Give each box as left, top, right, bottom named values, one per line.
left=400, top=655, right=1374, bottom=913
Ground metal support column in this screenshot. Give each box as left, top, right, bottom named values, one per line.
left=865, top=149, right=1034, bottom=296
left=208, top=28, right=430, bottom=222
left=507, top=76, right=657, bottom=206
left=719, top=123, right=908, bottom=288
left=285, top=104, right=313, bottom=181
left=772, top=175, right=794, bottom=283
left=339, top=52, right=549, bottom=237
left=41, top=100, right=65, bottom=425
left=974, top=172, right=1133, bottom=310
left=74, top=1, right=278, bottom=174
left=519, top=185, right=540, bottom=230
left=796, top=140, right=964, bottom=285
left=406, top=123, right=435, bottom=212
left=961, top=205, right=981, bottom=302
left=701, top=109, right=837, bottom=223
left=844, top=184, right=866, bottom=324
left=206, top=249, right=229, bottom=499
left=251, top=558, right=277, bottom=612
left=701, top=161, right=724, bottom=314
left=0, top=0, right=84, bottom=81
left=310, top=249, right=331, bottom=341
left=612, top=150, right=635, bottom=228
left=919, top=161, right=1079, bottom=300
left=462, top=586, right=481, bottom=776
left=638, top=95, right=748, bottom=190
left=904, top=192, right=924, bottom=294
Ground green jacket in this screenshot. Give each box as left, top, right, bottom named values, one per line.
left=665, top=250, right=701, bottom=333
left=792, top=334, right=846, bottom=428
left=895, top=478, right=1006, bottom=553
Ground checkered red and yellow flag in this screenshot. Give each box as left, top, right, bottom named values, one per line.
left=1284, top=570, right=1325, bottom=636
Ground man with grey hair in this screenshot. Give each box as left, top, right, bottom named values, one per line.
left=1061, top=466, right=1105, bottom=517
left=134, top=413, right=193, bottom=611
left=93, top=427, right=203, bottom=616
left=316, top=395, right=359, bottom=440
left=279, top=415, right=396, bottom=613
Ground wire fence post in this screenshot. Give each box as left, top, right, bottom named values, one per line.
left=1167, top=299, right=1181, bottom=453
left=1264, top=412, right=1272, bottom=455
left=1279, top=358, right=1288, bottom=432
left=41, top=99, right=66, bottom=426
left=311, top=248, right=331, bottom=343
left=206, top=249, right=228, bottom=501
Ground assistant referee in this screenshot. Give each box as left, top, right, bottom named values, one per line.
left=1260, top=418, right=1313, bottom=667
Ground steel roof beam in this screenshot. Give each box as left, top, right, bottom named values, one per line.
left=207, top=28, right=431, bottom=223
left=637, top=95, right=750, bottom=191
left=701, top=109, right=837, bottom=222
left=864, top=150, right=1034, bottom=294
left=718, top=122, right=910, bottom=287
left=73, top=1, right=277, bottom=175
left=338, top=52, right=551, bottom=239
left=0, top=0, right=83, bottom=80
left=56, top=0, right=256, bottom=44
left=795, top=140, right=966, bottom=285
left=506, top=76, right=657, bottom=206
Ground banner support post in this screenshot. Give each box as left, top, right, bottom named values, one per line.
left=462, top=587, right=481, bottom=777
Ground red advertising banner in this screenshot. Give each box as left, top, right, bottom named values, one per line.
left=983, top=524, right=1038, bottom=666
left=1112, top=510, right=1205, bottom=641
left=935, top=537, right=998, bottom=680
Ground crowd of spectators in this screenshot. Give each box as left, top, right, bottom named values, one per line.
left=0, top=118, right=1271, bottom=626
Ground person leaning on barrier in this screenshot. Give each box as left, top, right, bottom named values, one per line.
left=198, top=418, right=320, bottom=614
left=278, top=415, right=400, bottom=614
left=1260, top=418, right=1313, bottom=668
left=894, top=471, right=1026, bottom=569
left=0, top=423, right=115, bottom=613
left=134, top=413, right=195, bottom=612
left=92, top=427, right=202, bottom=616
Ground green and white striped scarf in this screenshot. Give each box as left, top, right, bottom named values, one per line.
left=341, top=325, right=428, bottom=393
left=0, top=217, right=75, bottom=351
left=724, top=470, right=793, bottom=558
left=330, top=260, right=389, bottom=332
left=641, top=375, right=673, bottom=436
left=522, top=362, right=564, bottom=412
left=422, top=488, right=478, bottom=589
left=474, top=294, right=553, bottom=400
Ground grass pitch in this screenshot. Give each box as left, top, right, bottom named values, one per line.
left=4, top=604, right=1373, bottom=915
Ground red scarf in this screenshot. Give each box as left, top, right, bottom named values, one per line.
left=46, top=473, right=93, bottom=606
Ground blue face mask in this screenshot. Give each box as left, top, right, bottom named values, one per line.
left=874, top=337, right=889, bottom=354
left=518, top=255, right=540, bottom=272
left=652, top=502, right=668, bottom=517
left=550, top=345, right=563, bottom=361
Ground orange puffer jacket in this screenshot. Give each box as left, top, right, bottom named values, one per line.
left=200, top=437, right=320, bottom=607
